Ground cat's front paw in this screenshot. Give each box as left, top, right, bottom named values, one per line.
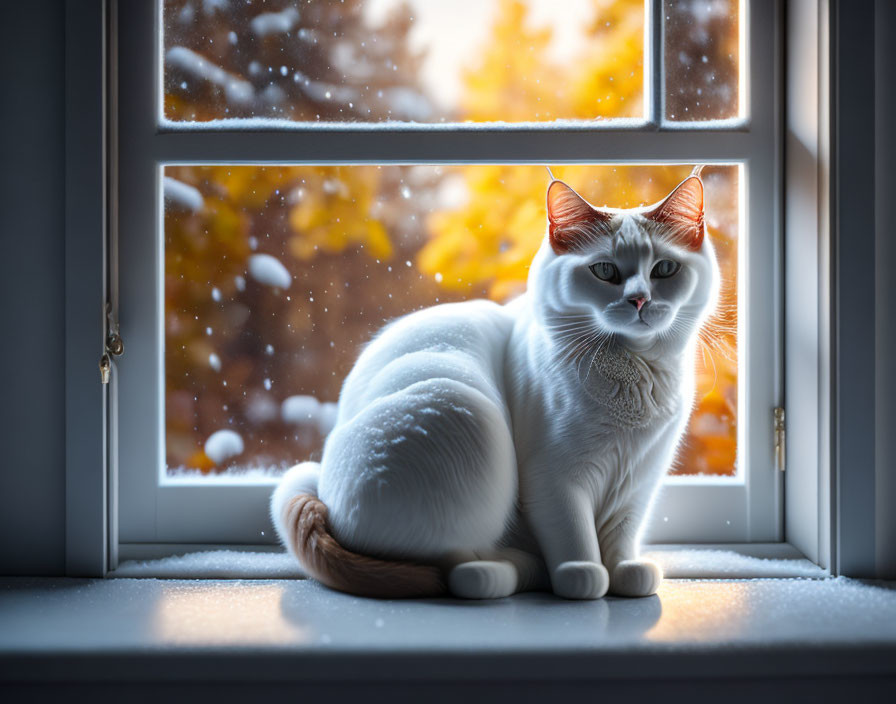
left=552, top=561, right=609, bottom=599
left=609, top=559, right=662, bottom=597
left=449, top=560, right=518, bottom=599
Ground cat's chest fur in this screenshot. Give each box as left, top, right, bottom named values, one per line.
left=509, top=330, right=687, bottom=491
left=578, top=345, right=682, bottom=430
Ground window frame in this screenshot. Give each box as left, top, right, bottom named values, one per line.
left=112, top=0, right=781, bottom=554
left=783, top=0, right=830, bottom=570
left=95, top=0, right=783, bottom=566
left=64, top=0, right=111, bottom=576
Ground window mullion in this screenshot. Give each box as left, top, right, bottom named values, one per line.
left=145, top=129, right=759, bottom=165
left=648, top=0, right=664, bottom=126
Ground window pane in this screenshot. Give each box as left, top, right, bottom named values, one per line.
left=164, top=164, right=739, bottom=479
left=162, top=0, right=644, bottom=123
left=664, top=0, right=741, bottom=121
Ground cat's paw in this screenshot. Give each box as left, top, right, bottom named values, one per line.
left=609, top=559, right=663, bottom=597
left=449, top=560, right=518, bottom=599
left=552, top=561, right=609, bottom=600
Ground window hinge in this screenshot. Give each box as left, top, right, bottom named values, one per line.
left=773, top=407, right=786, bottom=472
left=100, top=303, right=124, bottom=385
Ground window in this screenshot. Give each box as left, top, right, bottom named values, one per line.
left=116, top=0, right=780, bottom=551
left=161, top=163, right=740, bottom=481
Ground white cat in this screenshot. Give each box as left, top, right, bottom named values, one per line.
left=271, top=169, right=719, bottom=600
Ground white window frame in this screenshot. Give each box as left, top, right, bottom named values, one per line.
left=107, top=0, right=784, bottom=557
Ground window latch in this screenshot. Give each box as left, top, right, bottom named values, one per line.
left=773, top=407, right=786, bottom=472
left=100, top=303, right=124, bottom=385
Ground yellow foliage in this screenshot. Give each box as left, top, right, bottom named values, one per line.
left=460, top=0, right=644, bottom=122
left=461, top=0, right=560, bottom=122
left=288, top=167, right=393, bottom=261
left=570, top=0, right=644, bottom=118
left=419, top=165, right=545, bottom=298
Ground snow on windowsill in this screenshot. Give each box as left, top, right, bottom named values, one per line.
left=156, top=115, right=750, bottom=132
left=163, top=466, right=284, bottom=485
left=114, top=550, right=305, bottom=579
left=111, top=545, right=826, bottom=580
left=157, top=115, right=651, bottom=132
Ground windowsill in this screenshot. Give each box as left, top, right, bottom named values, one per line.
left=2, top=574, right=894, bottom=690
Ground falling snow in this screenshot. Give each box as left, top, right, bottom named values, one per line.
left=248, top=253, right=292, bottom=289
left=204, top=429, right=245, bottom=464
left=282, top=395, right=339, bottom=436
left=163, top=176, right=204, bottom=213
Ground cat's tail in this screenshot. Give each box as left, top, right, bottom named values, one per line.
left=271, top=462, right=446, bottom=598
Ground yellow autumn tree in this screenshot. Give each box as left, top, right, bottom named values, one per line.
left=570, top=0, right=645, bottom=119
left=460, top=0, right=560, bottom=122
left=287, top=167, right=393, bottom=262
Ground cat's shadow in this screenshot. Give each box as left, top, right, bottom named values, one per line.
left=279, top=580, right=662, bottom=646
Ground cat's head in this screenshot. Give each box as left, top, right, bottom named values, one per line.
left=531, top=170, right=720, bottom=351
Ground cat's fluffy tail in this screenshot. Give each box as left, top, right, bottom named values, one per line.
left=271, top=462, right=446, bottom=598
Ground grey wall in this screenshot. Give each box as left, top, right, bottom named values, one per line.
left=876, top=0, right=896, bottom=580
left=0, top=1, right=67, bottom=574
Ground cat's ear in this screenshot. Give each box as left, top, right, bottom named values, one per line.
left=546, top=180, right=612, bottom=254
left=646, top=174, right=705, bottom=250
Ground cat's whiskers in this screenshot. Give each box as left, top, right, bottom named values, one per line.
left=549, top=327, right=599, bottom=351
left=654, top=310, right=730, bottom=397
left=658, top=316, right=689, bottom=346
left=545, top=319, right=607, bottom=374
left=555, top=322, right=605, bottom=347
left=545, top=314, right=595, bottom=329
left=679, top=311, right=729, bottom=396
left=546, top=322, right=597, bottom=337
left=582, top=330, right=615, bottom=384
left=700, top=337, right=720, bottom=396
left=563, top=329, right=603, bottom=368
left=574, top=335, right=601, bottom=378
left=544, top=316, right=604, bottom=362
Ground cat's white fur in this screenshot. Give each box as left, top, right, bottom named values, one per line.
left=271, top=175, right=719, bottom=599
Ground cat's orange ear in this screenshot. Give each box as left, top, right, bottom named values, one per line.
left=645, top=174, right=705, bottom=250
left=547, top=180, right=612, bottom=254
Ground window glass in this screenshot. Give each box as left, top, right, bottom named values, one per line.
left=664, top=0, right=741, bottom=121
left=162, top=0, right=645, bottom=123
left=164, top=164, right=739, bottom=478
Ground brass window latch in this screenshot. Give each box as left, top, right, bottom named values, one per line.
left=100, top=303, right=124, bottom=385
left=774, top=407, right=786, bottom=472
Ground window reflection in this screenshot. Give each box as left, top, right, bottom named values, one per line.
left=153, top=583, right=309, bottom=645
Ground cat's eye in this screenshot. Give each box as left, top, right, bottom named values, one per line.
left=651, top=259, right=681, bottom=279
left=589, top=262, right=621, bottom=284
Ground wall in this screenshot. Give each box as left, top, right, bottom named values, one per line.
left=0, top=1, right=67, bottom=574
left=875, top=0, right=896, bottom=580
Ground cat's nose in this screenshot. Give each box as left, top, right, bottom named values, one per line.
left=628, top=296, right=648, bottom=311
